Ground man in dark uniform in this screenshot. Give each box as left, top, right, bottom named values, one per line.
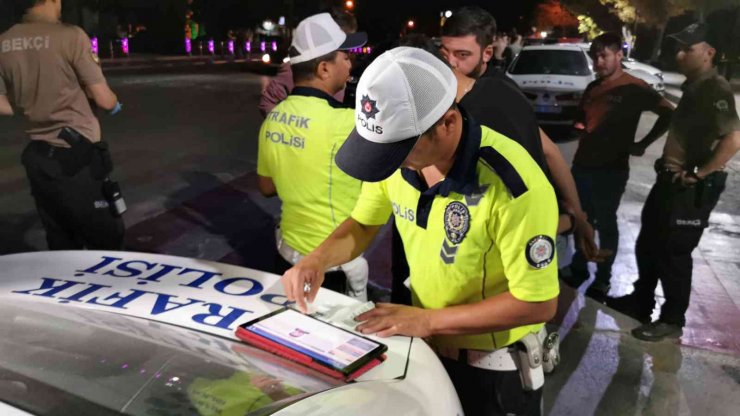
left=608, top=23, right=740, bottom=341
left=0, top=0, right=124, bottom=250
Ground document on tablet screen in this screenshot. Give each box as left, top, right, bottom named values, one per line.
left=245, top=309, right=381, bottom=370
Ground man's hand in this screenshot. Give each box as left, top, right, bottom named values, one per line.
left=355, top=303, right=434, bottom=338
left=281, top=256, right=325, bottom=313
left=574, top=216, right=612, bottom=262
left=629, top=143, right=646, bottom=156
left=673, top=169, right=701, bottom=187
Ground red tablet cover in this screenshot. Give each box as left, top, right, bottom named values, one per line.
left=235, top=326, right=385, bottom=382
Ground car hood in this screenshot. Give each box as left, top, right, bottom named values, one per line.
left=0, top=251, right=411, bottom=382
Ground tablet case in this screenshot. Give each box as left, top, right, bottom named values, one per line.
left=235, top=326, right=385, bottom=382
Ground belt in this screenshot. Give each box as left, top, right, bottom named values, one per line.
left=27, top=140, right=69, bottom=158
left=275, top=227, right=358, bottom=272
left=435, top=345, right=518, bottom=371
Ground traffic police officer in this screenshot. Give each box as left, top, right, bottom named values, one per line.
left=0, top=0, right=124, bottom=250
left=257, top=13, right=369, bottom=299
left=282, top=47, right=559, bottom=416
left=608, top=23, right=740, bottom=341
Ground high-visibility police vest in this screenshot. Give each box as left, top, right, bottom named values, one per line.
left=258, top=87, right=360, bottom=255
left=352, top=115, right=559, bottom=350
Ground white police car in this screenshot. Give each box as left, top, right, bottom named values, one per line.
left=507, top=44, right=665, bottom=126
left=0, top=251, right=462, bottom=416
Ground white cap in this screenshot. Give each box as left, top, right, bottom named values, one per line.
left=289, top=13, right=367, bottom=65
left=336, top=47, right=457, bottom=182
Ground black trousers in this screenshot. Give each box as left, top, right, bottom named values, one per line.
left=441, top=357, right=542, bottom=416
left=21, top=141, right=125, bottom=250
left=570, top=166, right=629, bottom=287
left=633, top=174, right=725, bottom=326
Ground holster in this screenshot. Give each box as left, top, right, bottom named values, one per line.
left=58, top=127, right=114, bottom=179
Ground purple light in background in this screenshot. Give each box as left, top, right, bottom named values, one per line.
left=228, top=40, right=235, bottom=55
left=207, top=40, right=215, bottom=54
left=271, top=41, right=277, bottom=51
left=185, top=38, right=192, bottom=54
left=245, top=41, right=251, bottom=53
left=121, top=38, right=129, bottom=55
left=367, top=47, right=372, bottom=54
left=91, top=37, right=99, bottom=55
left=260, top=41, right=266, bottom=52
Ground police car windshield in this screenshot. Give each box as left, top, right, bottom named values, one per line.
left=0, top=299, right=341, bottom=415
left=510, top=49, right=590, bottom=76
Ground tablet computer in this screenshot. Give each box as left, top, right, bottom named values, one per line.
left=236, top=308, right=387, bottom=381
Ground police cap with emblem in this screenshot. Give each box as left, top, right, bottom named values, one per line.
left=336, top=47, right=458, bottom=182
left=289, top=13, right=367, bottom=65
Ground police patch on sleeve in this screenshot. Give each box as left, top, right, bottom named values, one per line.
left=444, top=201, right=470, bottom=244
left=525, top=235, right=554, bottom=269
left=714, top=99, right=729, bottom=112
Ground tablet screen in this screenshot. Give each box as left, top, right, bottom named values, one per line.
left=242, top=308, right=384, bottom=372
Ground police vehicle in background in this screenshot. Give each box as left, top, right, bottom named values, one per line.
left=0, top=251, right=462, bottom=416
left=506, top=44, right=665, bottom=127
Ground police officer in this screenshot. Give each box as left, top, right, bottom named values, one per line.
left=283, top=47, right=559, bottom=416
left=257, top=13, right=369, bottom=300
left=608, top=23, right=740, bottom=342
left=257, top=8, right=359, bottom=118
left=0, top=0, right=124, bottom=250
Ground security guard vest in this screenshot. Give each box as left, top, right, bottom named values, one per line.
left=352, top=115, right=559, bottom=350
left=257, top=87, right=360, bottom=255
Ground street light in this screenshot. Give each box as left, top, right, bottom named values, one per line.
left=345, top=0, right=354, bottom=10
left=444, top=10, right=452, bottom=18
left=407, top=20, right=415, bottom=29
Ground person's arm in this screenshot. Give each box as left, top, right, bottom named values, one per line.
left=70, top=27, right=119, bottom=112
left=678, top=84, right=740, bottom=185
left=698, top=130, right=740, bottom=177
left=257, top=175, right=277, bottom=197
left=258, top=63, right=292, bottom=118
left=679, top=130, right=740, bottom=185
left=0, top=95, right=13, bottom=116
left=356, top=291, right=556, bottom=338
left=282, top=217, right=382, bottom=312
left=283, top=180, right=392, bottom=312
left=85, top=83, right=118, bottom=111
left=631, top=96, right=674, bottom=156
left=540, top=128, right=608, bottom=262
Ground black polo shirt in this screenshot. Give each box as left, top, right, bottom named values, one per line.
left=459, top=77, right=548, bottom=175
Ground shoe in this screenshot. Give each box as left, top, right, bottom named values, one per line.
left=585, top=285, right=609, bottom=303
left=605, top=294, right=651, bottom=324
left=631, top=321, right=683, bottom=342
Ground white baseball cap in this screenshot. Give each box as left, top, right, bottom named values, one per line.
left=289, top=13, right=367, bottom=65
left=336, top=47, right=457, bottom=182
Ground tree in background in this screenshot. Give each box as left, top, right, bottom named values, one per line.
left=533, top=0, right=580, bottom=37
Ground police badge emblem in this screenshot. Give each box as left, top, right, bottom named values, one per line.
left=360, top=95, right=380, bottom=119
left=444, top=202, right=470, bottom=244
left=525, top=235, right=554, bottom=269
